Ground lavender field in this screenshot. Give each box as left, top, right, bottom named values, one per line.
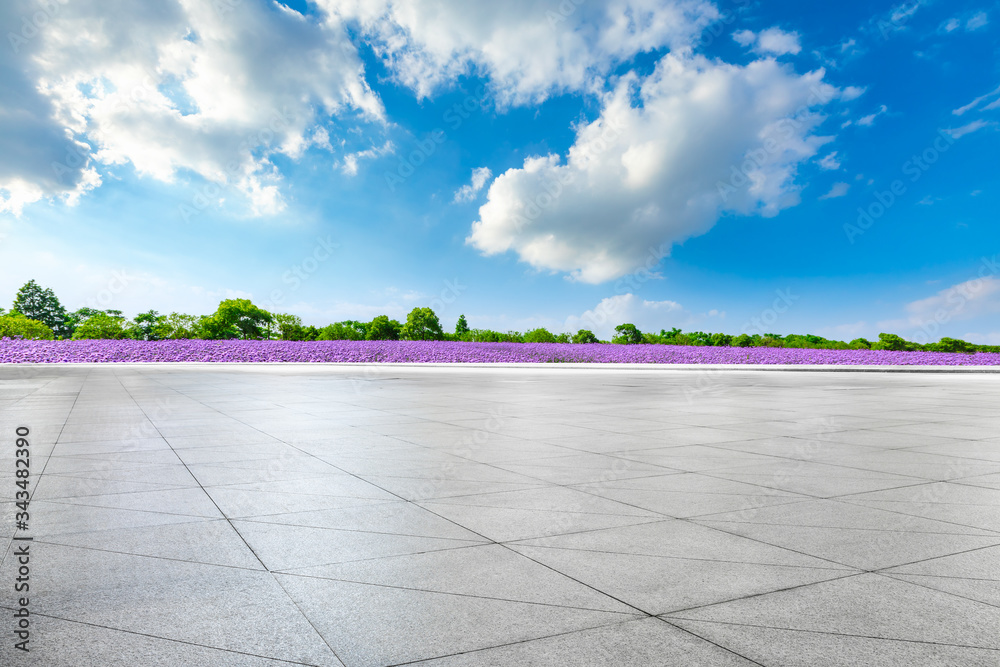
left=2, top=339, right=999, bottom=365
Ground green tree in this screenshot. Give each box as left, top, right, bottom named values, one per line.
left=848, top=338, right=871, bottom=350
left=202, top=299, right=274, bottom=340
left=932, top=337, right=976, bottom=354
left=130, top=310, right=169, bottom=341
left=0, top=312, right=55, bottom=339
left=401, top=307, right=444, bottom=341
left=455, top=314, right=470, bottom=336
left=523, top=328, right=557, bottom=343
left=872, top=333, right=911, bottom=351
left=12, top=280, right=72, bottom=338
left=613, top=323, right=643, bottom=344
left=572, top=329, right=599, bottom=344
left=367, top=315, right=402, bottom=341
left=709, top=333, right=733, bottom=347
left=733, top=334, right=753, bottom=347
left=318, top=321, right=366, bottom=341
left=161, top=313, right=201, bottom=339
left=71, top=312, right=130, bottom=339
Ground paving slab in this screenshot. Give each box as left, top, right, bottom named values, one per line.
left=1, top=364, right=998, bottom=665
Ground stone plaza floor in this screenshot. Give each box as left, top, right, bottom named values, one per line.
left=1, top=363, right=999, bottom=666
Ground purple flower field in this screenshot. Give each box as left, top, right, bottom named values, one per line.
left=1, top=338, right=999, bottom=365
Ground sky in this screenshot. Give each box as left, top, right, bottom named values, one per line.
left=1, top=0, right=998, bottom=343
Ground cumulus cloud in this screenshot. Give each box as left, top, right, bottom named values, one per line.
left=467, top=53, right=839, bottom=283
left=2, top=0, right=383, bottom=216
left=733, top=27, right=802, bottom=56
left=453, top=167, right=493, bottom=202
left=0, top=0, right=102, bottom=214
left=322, top=0, right=719, bottom=106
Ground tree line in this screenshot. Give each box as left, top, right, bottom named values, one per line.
left=0, top=279, right=995, bottom=354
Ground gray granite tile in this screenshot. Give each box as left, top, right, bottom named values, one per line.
left=665, top=573, right=1000, bottom=649
left=233, top=519, right=486, bottom=570
left=508, top=543, right=850, bottom=614
left=668, top=619, right=1000, bottom=667
left=275, top=573, right=641, bottom=667
left=285, top=543, right=634, bottom=613
left=0, top=614, right=316, bottom=667
left=0, top=543, right=341, bottom=664
left=417, top=617, right=757, bottom=666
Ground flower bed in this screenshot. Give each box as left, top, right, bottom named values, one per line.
left=1, top=339, right=999, bottom=365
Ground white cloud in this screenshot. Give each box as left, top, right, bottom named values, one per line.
left=756, top=27, right=802, bottom=55
left=905, top=276, right=1000, bottom=325
left=467, top=53, right=840, bottom=283
left=732, top=27, right=802, bottom=56
left=562, top=293, right=696, bottom=340
left=940, top=17, right=961, bottom=33
left=732, top=30, right=755, bottom=47
left=952, top=84, right=1000, bottom=116
left=966, top=11, right=989, bottom=31
left=819, top=182, right=849, bottom=200
left=962, top=332, right=1000, bottom=345
left=2, top=0, right=384, bottom=216
left=453, top=167, right=493, bottom=203
left=840, top=86, right=866, bottom=101
left=945, top=120, right=992, bottom=139
left=818, top=152, right=841, bottom=170
left=340, top=141, right=394, bottom=176
left=856, top=104, right=888, bottom=126
left=325, top=0, right=719, bottom=106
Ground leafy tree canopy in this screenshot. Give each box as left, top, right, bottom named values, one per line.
left=401, top=307, right=444, bottom=341
left=202, top=299, right=274, bottom=340
left=13, top=279, right=72, bottom=338
left=613, top=323, right=643, bottom=345
left=71, top=312, right=131, bottom=340
left=368, top=315, right=402, bottom=341
left=0, top=312, right=55, bottom=340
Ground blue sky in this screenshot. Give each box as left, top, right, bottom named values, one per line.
left=1, top=0, right=998, bottom=343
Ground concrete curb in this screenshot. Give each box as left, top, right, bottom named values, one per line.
left=2, top=362, right=999, bottom=373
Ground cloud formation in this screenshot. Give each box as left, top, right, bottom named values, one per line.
left=733, top=27, right=802, bottom=55
left=325, top=0, right=720, bottom=106
left=467, top=53, right=839, bottom=283
left=2, top=0, right=383, bottom=216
